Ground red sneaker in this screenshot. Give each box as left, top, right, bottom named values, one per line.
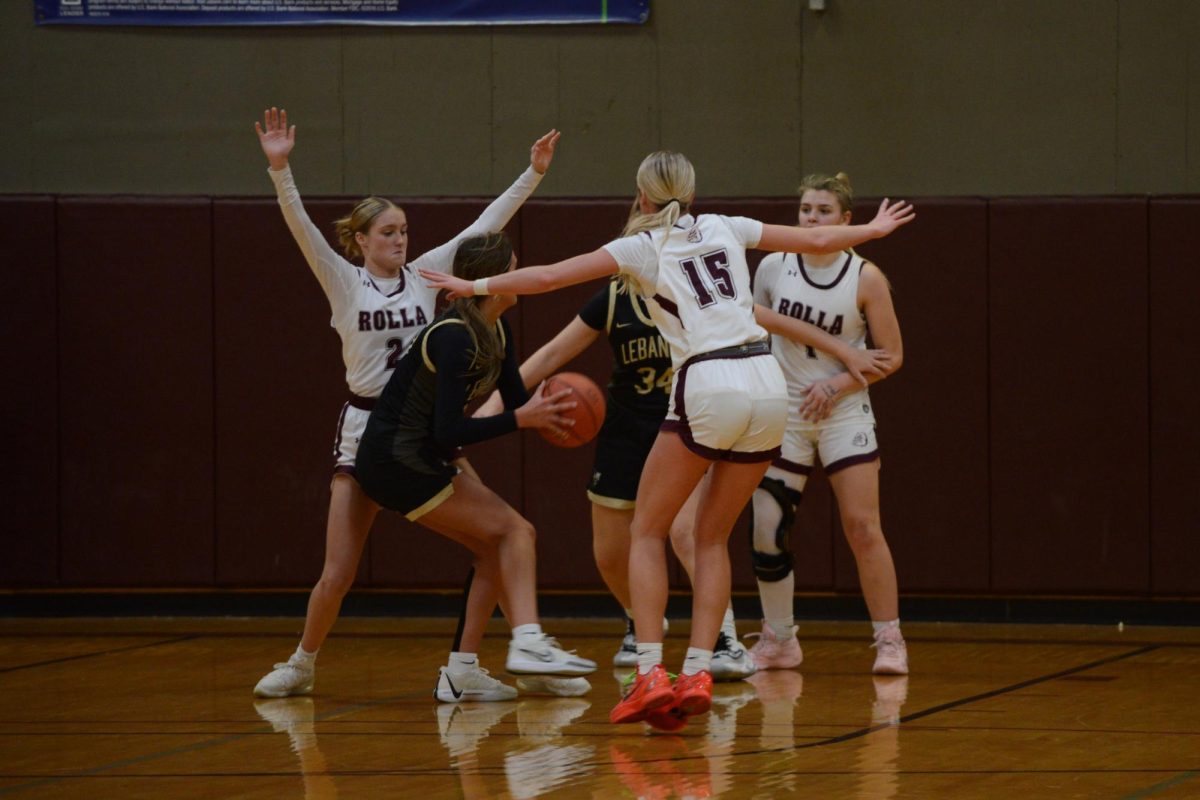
left=645, top=704, right=688, bottom=732
left=673, top=670, right=713, bottom=717
left=610, top=664, right=675, bottom=724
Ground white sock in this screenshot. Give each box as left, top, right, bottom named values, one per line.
left=872, top=619, right=900, bottom=635
left=512, top=623, right=544, bottom=643
left=764, top=615, right=794, bottom=640
left=447, top=651, right=479, bottom=674
left=721, top=605, right=737, bottom=638
left=757, top=573, right=796, bottom=628
left=682, top=647, right=712, bottom=676
left=636, top=643, right=663, bottom=675
left=292, top=644, right=317, bottom=665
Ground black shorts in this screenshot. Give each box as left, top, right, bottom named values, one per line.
left=587, top=401, right=664, bottom=508
left=355, top=437, right=458, bottom=520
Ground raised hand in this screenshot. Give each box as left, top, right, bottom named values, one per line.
left=254, top=107, right=295, bottom=170
left=530, top=129, right=561, bottom=175
left=418, top=268, right=474, bottom=300
left=868, top=198, right=916, bottom=237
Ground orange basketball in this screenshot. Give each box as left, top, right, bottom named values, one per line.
left=538, top=372, right=606, bottom=448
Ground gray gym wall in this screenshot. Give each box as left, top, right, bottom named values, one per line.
left=1, top=0, right=1196, bottom=199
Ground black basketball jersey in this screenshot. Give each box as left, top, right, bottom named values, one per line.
left=578, top=280, right=673, bottom=418
left=362, top=309, right=526, bottom=473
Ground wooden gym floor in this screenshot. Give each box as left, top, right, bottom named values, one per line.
left=0, top=616, right=1198, bottom=798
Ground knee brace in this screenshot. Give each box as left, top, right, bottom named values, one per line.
left=749, top=476, right=802, bottom=583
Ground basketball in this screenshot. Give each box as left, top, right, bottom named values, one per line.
left=539, top=372, right=606, bottom=448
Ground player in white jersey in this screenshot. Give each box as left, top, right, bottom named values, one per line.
left=746, top=172, right=909, bottom=675
left=421, top=151, right=914, bottom=729
left=250, top=107, right=561, bottom=698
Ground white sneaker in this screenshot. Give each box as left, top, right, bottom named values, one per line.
left=435, top=665, right=518, bottom=703
left=507, top=635, right=597, bottom=676
left=253, top=657, right=315, bottom=698
left=872, top=627, right=909, bottom=675
left=516, top=675, right=592, bottom=697
left=613, top=619, right=637, bottom=667
left=746, top=621, right=803, bottom=670
left=711, top=630, right=757, bottom=681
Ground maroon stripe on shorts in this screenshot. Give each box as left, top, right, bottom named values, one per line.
left=332, top=402, right=350, bottom=463
left=825, top=449, right=880, bottom=474
left=661, top=419, right=780, bottom=463
left=771, top=456, right=814, bottom=476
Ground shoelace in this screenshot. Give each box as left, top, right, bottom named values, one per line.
left=273, top=661, right=310, bottom=673
left=540, top=635, right=583, bottom=656
left=620, top=669, right=679, bottom=689
left=714, top=632, right=746, bottom=657
left=871, top=635, right=902, bottom=655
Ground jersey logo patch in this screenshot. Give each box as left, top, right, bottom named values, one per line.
left=686, top=226, right=702, bottom=243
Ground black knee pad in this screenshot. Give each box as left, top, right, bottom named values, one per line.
left=749, top=476, right=802, bottom=583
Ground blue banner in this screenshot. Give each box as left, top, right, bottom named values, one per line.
left=34, top=0, right=648, bottom=26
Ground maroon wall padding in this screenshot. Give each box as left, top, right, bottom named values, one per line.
left=369, top=199, right=527, bottom=587
left=211, top=198, right=350, bottom=586
left=989, top=198, right=1150, bottom=594
left=1148, top=199, right=1200, bottom=594
left=831, top=199, right=992, bottom=594
left=7, top=192, right=1197, bottom=599
left=517, top=200, right=630, bottom=591
left=56, top=198, right=215, bottom=585
left=0, top=197, right=59, bottom=584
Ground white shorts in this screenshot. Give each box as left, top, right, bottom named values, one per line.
left=772, top=391, right=879, bottom=485
left=332, top=402, right=372, bottom=475
left=662, top=348, right=788, bottom=462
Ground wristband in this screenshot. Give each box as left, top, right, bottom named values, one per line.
left=473, top=278, right=491, bottom=296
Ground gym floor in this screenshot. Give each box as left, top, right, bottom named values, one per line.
left=1, top=616, right=1198, bottom=798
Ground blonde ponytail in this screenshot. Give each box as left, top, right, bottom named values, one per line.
left=621, top=151, right=696, bottom=237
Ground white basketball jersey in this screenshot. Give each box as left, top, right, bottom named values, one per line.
left=603, top=213, right=768, bottom=368
left=270, top=165, right=540, bottom=397
left=754, top=250, right=871, bottom=411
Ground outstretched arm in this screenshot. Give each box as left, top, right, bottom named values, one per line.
left=754, top=304, right=892, bottom=386
left=412, top=130, right=561, bottom=274
left=757, top=198, right=915, bottom=255
left=421, top=248, right=620, bottom=299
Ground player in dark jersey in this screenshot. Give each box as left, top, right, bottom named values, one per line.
left=477, top=279, right=756, bottom=681
left=356, top=232, right=597, bottom=703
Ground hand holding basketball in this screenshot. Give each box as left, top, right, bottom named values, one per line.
left=536, top=372, right=606, bottom=448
